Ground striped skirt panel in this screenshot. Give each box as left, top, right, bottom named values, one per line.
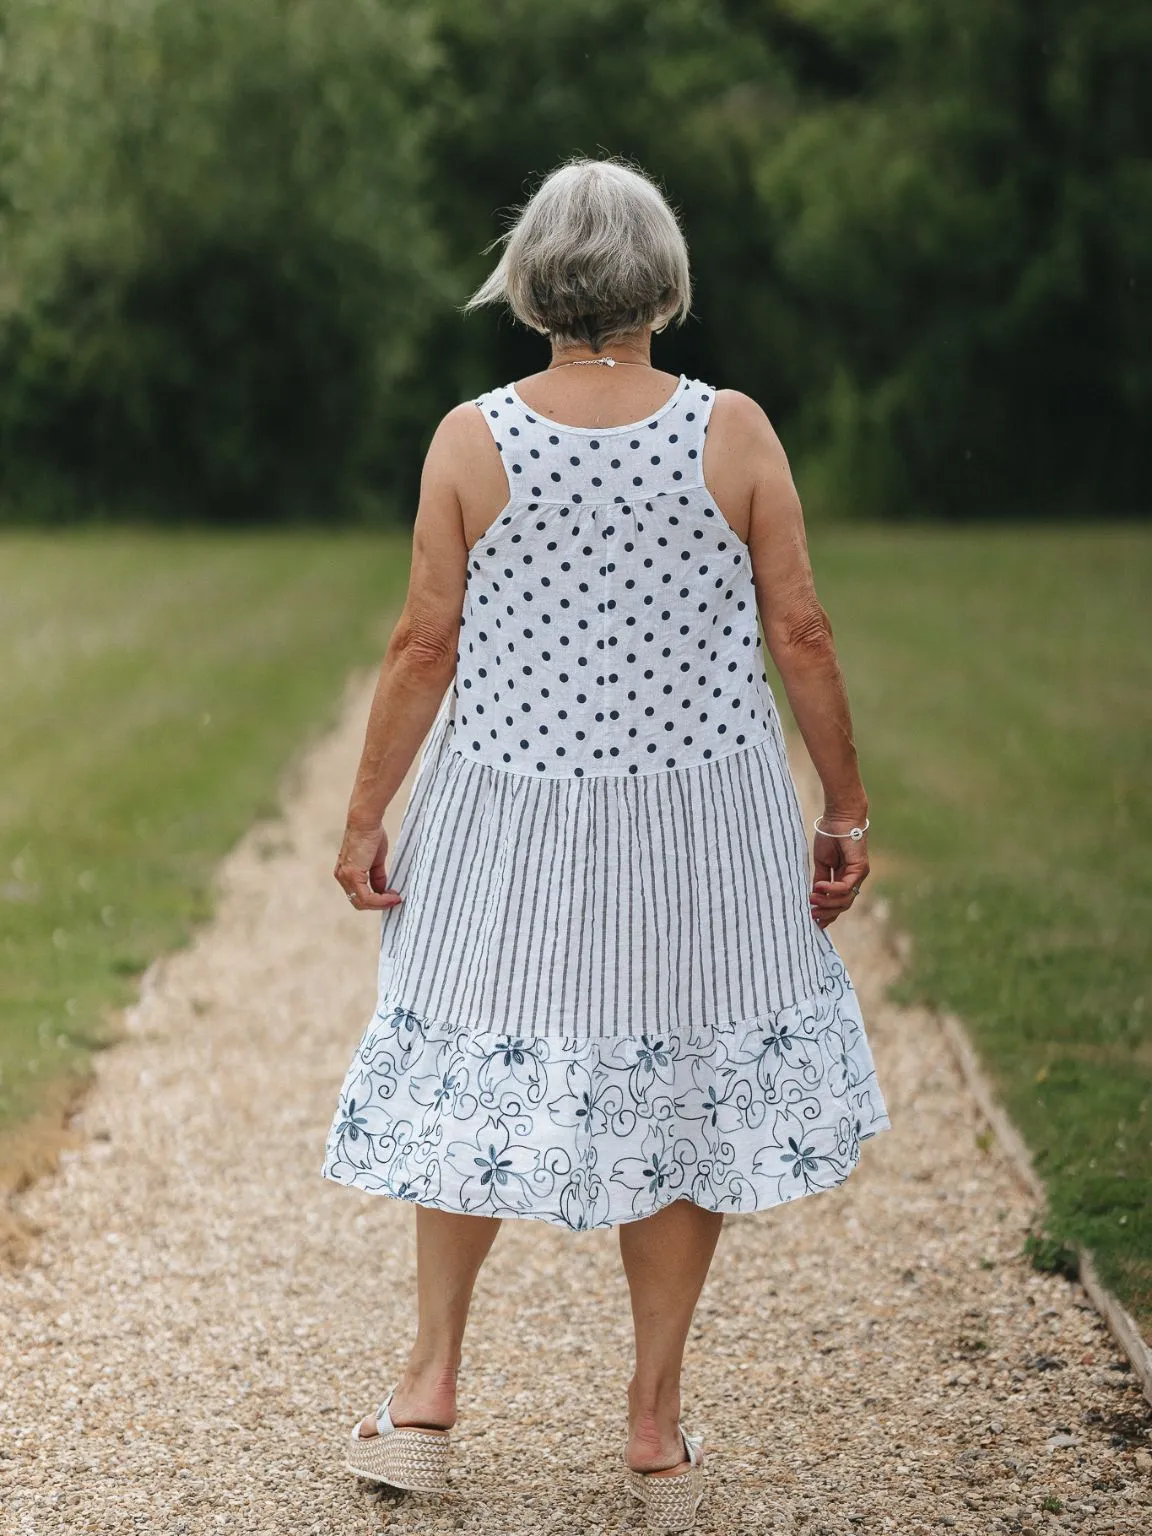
left=377, top=699, right=826, bottom=1042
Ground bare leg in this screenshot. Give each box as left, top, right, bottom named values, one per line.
left=619, top=1199, right=724, bottom=1472
left=358, top=1205, right=501, bottom=1437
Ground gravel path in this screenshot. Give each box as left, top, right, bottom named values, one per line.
left=3, top=675, right=1150, bottom=1536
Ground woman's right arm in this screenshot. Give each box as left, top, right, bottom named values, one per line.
left=706, top=391, right=869, bottom=927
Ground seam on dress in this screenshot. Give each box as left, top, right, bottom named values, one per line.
left=441, top=724, right=776, bottom=782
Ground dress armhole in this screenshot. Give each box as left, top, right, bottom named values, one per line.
left=472, top=388, right=512, bottom=452
left=695, top=380, right=719, bottom=441
left=679, top=379, right=719, bottom=495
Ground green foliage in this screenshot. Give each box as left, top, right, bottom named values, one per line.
left=424, top=0, right=1152, bottom=519
left=0, top=0, right=445, bottom=519
left=0, top=0, right=1149, bottom=520
left=1023, top=1229, right=1080, bottom=1282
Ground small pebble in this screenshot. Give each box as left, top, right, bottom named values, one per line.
left=1, top=686, right=1148, bottom=1536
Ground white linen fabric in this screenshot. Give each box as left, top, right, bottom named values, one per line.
left=322, top=375, right=891, bottom=1228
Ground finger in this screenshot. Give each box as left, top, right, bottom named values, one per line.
left=811, top=890, right=860, bottom=921
left=368, top=847, right=391, bottom=894
left=810, top=886, right=857, bottom=921
left=340, top=865, right=402, bottom=911
left=813, top=873, right=862, bottom=898
left=814, top=853, right=867, bottom=890
left=810, top=892, right=855, bottom=918
left=811, top=876, right=862, bottom=905
left=349, top=881, right=400, bottom=912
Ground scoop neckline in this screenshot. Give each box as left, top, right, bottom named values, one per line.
left=507, top=373, right=690, bottom=436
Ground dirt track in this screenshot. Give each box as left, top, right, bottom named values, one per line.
left=2, top=674, right=1149, bottom=1536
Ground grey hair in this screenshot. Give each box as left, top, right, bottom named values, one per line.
left=465, top=157, right=692, bottom=350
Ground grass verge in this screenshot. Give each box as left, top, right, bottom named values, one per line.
left=796, top=524, right=1151, bottom=1331
left=0, top=530, right=409, bottom=1186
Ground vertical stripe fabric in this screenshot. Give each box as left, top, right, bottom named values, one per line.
left=377, top=688, right=827, bottom=1042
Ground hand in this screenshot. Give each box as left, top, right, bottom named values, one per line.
left=334, top=823, right=403, bottom=911
left=810, top=812, right=868, bottom=930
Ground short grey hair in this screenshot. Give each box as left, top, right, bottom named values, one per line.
left=465, top=158, right=692, bottom=350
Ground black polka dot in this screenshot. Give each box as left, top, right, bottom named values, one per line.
left=460, top=383, right=761, bottom=774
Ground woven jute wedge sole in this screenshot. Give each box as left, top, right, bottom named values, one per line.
left=345, top=1424, right=451, bottom=1493
left=625, top=1426, right=706, bottom=1534
left=626, top=1464, right=706, bottom=1532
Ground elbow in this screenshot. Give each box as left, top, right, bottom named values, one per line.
left=389, top=616, right=458, bottom=678
left=769, top=601, right=836, bottom=664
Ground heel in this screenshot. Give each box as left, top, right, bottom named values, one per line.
left=346, top=1424, right=451, bottom=1492
left=344, top=1387, right=452, bottom=1493
left=626, top=1429, right=706, bottom=1533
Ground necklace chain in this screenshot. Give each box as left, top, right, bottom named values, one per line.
left=547, top=357, right=651, bottom=369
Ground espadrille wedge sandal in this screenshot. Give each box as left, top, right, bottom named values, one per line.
left=344, top=1388, right=451, bottom=1493
left=625, top=1427, right=706, bottom=1533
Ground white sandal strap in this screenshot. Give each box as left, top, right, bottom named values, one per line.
left=374, top=1387, right=396, bottom=1436
left=350, top=1386, right=397, bottom=1442
left=680, top=1427, right=703, bottom=1466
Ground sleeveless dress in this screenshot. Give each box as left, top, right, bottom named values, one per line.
left=321, top=375, right=891, bottom=1229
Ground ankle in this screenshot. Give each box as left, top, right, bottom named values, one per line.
left=402, top=1358, right=459, bottom=1392
left=627, top=1375, right=681, bottom=1426
left=626, top=1407, right=688, bottom=1473
left=389, top=1365, right=458, bottom=1432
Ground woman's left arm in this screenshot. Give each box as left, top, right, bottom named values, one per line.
left=334, top=409, right=472, bottom=910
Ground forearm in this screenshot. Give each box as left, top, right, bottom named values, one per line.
left=768, top=637, right=868, bottom=818
left=345, top=646, right=455, bottom=831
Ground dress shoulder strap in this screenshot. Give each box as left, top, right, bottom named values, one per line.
left=472, top=376, right=718, bottom=502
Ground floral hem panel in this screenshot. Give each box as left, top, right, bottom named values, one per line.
left=321, top=948, right=891, bottom=1232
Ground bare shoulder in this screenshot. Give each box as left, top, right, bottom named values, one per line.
left=422, top=399, right=509, bottom=546
left=709, top=389, right=787, bottom=463
left=421, top=400, right=504, bottom=500
left=426, top=400, right=496, bottom=462
left=703, top=389, right=793, bottom=541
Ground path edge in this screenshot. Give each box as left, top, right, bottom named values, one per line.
left=932, top=1001, right=1152, bottom=1407
left=786, top=730, right=1152, bottom=1406
left=1, top=665, right=382, bottom=1264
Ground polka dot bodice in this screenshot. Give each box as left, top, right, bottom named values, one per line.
left=453, top=375, right=777, bottom=779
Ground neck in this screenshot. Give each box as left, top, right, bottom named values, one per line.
left=548, top=332, right=653, bottom=369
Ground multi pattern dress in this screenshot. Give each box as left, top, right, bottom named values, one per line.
left=322, top=374, right=891, bottom=1228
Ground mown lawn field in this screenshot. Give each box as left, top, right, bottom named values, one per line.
left=0, top=531, right=409, bottom=1172
left=4, top=524, right=1149, bottom=1337
left=797, top=524, right=1152, bottom=1330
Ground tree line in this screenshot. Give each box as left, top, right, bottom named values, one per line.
left=0, top=0, right=1147, bottom=523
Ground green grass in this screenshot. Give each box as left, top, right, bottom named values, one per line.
left=5, top=523, right=1150, bottom=1336
left=797, top=524, right=1152, bottom=1329
left=0, top=530, right=409, bottom=1142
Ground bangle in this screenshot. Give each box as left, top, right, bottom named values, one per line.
left=813, top=815, right=870, bottom=841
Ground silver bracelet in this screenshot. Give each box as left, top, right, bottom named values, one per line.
left=813, top=815, right=870, bottom=841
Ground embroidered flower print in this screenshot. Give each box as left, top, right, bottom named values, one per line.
left=322, top=954, right=890, bottom=1231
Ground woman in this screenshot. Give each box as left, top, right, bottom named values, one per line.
left=323, top=157, right=891, bottom=1532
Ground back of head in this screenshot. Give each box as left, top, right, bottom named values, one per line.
left=466, top=157, right=692, bottom=352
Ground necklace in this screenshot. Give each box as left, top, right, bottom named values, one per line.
left=547, top=357, right=651, bottom=369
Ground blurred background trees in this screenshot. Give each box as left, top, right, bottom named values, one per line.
left=0, top=0, right=1148, bottom=523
